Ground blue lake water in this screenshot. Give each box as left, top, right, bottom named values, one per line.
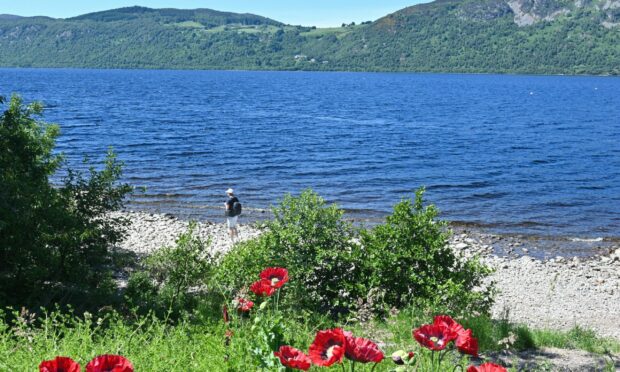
left=1, top=68, right=619, bottom=240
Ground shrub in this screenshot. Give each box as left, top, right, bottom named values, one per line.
left=216, top=188, right=494, bottom=318
left=214, top=189, right=366, bottom=316
left=360, top=188, right=494, bottom=315
left=0, top=94, right=132, bottom=308
left=126, top=222, right=218, bottom=317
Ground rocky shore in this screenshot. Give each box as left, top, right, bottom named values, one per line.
left=112, top=210, right=262, bottom=256
left=450, top=231, right=620, bottom=340
left=115, top=211, right=620, bottom=340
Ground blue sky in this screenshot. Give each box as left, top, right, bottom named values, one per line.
left=0, top=0, right=426, bottom=27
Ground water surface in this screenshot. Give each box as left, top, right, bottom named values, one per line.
left=1, top=68, right=619, bottom=241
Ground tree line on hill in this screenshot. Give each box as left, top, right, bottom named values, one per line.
left=0, top=1, right=619, bottom=74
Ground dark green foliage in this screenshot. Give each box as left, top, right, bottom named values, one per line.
left=125, top=222, right=218, bottom=317
left=216, top=188, right=493, bottom=318
left=0, top=2, right=618, bottom=74
left=0, top=95, right=132, bottom=308
left=361, top=189, right=495, bottom=315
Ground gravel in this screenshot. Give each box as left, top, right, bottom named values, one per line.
left=112, top=211, right=261, bottom=256
left=450, top=232, right=620, bottom=340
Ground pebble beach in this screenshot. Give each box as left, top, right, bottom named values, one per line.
left=115, top=211, right=620, bottom=340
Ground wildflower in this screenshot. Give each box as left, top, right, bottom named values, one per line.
left=236, top=298, right=254, bottom=312
left=39, top=357, right=81, bottom=372
left=308, top=328, right=346, bottom=367
left=456, top=329, right=479, bottom=357
left=85, top=355, right=133, bottom=372
left=259, top=267, right=289, bottom=288
left=467, top=362, right=508, bottom=372
left=413, top=324, right=457, bottom=351
left=250, top=279, right=276, bottom=296
left=343, top=331, right=384, bottom=363
left=274, top=346, right=312, bottom=371
left=433, top=315, right=478, bottom=356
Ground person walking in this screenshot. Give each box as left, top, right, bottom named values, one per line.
left=224, top=188, right=240, bottom=241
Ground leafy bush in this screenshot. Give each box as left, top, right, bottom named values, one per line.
left=0, top=94, right=132, bottom=308
left=216, top=188, right=494, bottom=317
left=126, top=222, right=218, bottom=317
left=215, top=189, right=366, bottom=316
left=360, top=189, right=494, bottom=315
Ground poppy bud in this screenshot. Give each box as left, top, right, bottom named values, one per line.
left=391, top=350, right=407, bottom=365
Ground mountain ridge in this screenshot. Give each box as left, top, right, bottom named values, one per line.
left=0, top=2, right=618, bottom=75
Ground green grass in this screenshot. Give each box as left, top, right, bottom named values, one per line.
left=171, top=21, right=204, bottom=28
left=299, top=26, right=366, bottom=39
left=3, top=305, right=616, bottom=371
left=203, top=24, right=282, bottom=34
left=529, top=327, right=620, bottom=354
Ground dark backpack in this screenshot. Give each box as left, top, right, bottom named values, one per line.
left=232, top=201, right=242, bottom=216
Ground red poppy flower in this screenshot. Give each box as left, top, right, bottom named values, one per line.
left=308, top=328, right=346, bottom=366
left=467, top=362, right=508, bottom=372
left=85, top=355, right=133, bottom=372
left=413, top=324, right=457, bottom=351
left=250, top=279, right=276, bottom=296
left=456, top=328, right=479, bottom=357
left=433, top=315, right=465, bottom=335
left=274, top=345, right=312, bottom=371
left=259, top=267, right=289, bottom=288
left=343, top=331, right=384, bottom=363
left=39, top=357, right=81, bottom=372
left=236, top=298, right=254, bottom=312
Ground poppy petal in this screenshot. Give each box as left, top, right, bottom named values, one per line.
left=274, top=345, right=312, bottom=371
left=86, top=354, right=133, bottom=372
left=39, top=357, right=81, bottom=372
left=308, top=328, right=346, bottom=366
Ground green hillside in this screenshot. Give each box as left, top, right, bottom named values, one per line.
left=0, top=1, right=619, bottom=74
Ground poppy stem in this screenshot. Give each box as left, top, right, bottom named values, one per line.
left=341, top=363, right=346, bottom=372
left=438, top=349, right=446, bottom=369
left=370, top=362, right=378, bottom=372
left=452, top=365, right=464, bottom=372
left=351, top=361, right=355, bottom=372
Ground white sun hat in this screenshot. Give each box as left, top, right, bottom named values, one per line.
left=226, top=188, right=234, bottom=194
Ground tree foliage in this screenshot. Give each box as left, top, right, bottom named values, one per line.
left=0, top=95, right=132, bottom=307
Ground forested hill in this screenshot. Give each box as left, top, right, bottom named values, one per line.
left=1, top=1, right=619, bottom=75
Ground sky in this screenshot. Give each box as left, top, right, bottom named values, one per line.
left=0, top=0, right=426, bottom=27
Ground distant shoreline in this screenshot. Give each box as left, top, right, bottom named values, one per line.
left=1, top=66, right=619, bottom=78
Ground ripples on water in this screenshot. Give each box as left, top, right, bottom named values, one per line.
left=1, top=69, right=619, bottom=240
